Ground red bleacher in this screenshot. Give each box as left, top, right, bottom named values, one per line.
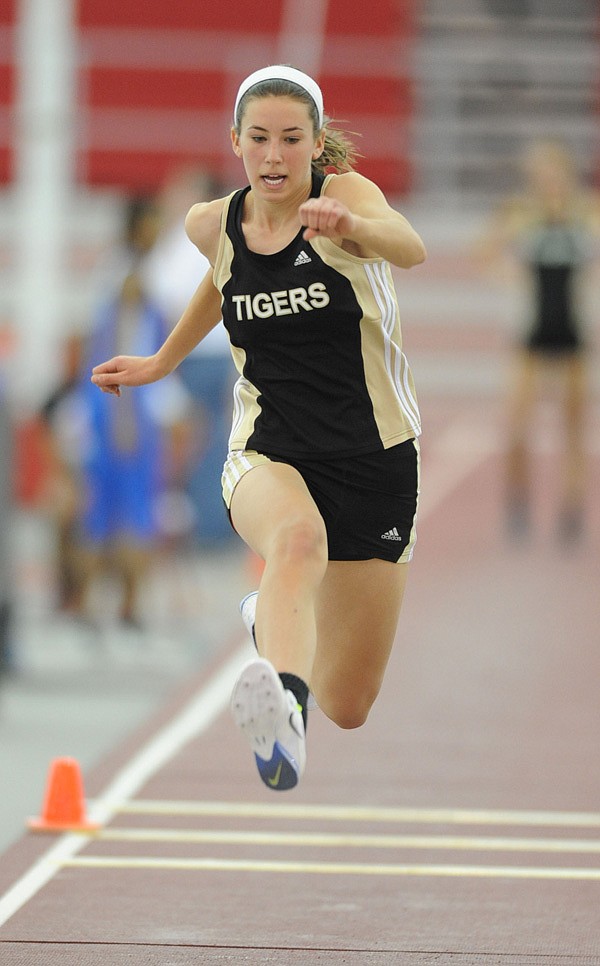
left=0, top=2, right=416, bottom=194
left=0, top=0, right=15, bottom=183
left=78, top=0, right=278, bottom=31
left=75, top=0, right=416, bottom=194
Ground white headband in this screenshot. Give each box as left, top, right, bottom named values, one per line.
left=234, top=65, right=324, bottom=129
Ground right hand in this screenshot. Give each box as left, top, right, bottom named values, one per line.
left=90, top=354, right=163, bottom=396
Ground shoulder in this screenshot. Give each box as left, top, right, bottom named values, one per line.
left=323, top=171, right=387, bottom=209
left=184, top=196, right=231, bottom=265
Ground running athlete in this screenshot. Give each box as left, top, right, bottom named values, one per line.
left=91, top=65, right=426, bottom=790
left=479, top=139, right=600, bottom=542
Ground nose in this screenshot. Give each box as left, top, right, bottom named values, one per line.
left=265, top=139, right=283, bottom=163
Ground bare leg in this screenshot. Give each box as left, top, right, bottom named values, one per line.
left=229, top=461, right=328, bottom=682
left=558, top=354, right=587, bottom=541
left=505, top=349, right=539, bottom=534
left=113, top=542, right=154, bottom=625
left=229, top=463, right=411, bottom=789
left=562, top=354, right=587, bottom=507
left=311, top=558, right=409, bottom=729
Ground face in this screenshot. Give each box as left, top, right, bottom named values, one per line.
left=231, top=95, right=325, bottom=198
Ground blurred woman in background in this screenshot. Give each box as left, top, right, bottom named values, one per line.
left=480, top=139, right=600, bottom=543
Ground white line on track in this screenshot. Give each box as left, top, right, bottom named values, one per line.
left=62, top=855, right=600, bottom=882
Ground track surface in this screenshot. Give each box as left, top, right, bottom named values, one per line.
left=1, top=394, right=599, bottom=964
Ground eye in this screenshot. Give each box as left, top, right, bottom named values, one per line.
left=251, top=135, right=267, bottom=143
left=285, top=137, right=301, bottom=144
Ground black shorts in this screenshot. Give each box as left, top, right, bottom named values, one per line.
left=222, top=439, right=420, bottom=563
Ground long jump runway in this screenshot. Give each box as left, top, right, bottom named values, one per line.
left=1, top=396, right=599, bottom=964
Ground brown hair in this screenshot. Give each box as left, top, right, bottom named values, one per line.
left=234, top=78, right=361, bottom=174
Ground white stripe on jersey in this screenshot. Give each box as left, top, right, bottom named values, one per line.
left=364, top=262, right=421, bottom=437
left=228, top=376, right=251, bottom=450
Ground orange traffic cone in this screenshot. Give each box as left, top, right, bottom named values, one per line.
left=27, top=757, right=100, bottom=833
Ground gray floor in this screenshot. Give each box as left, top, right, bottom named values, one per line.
left=0, top=511, right=249, bottom=853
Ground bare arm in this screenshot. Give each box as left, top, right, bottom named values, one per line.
left=300, top=172, right=426, bottom=268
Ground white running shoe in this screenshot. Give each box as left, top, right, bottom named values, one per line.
left=239, top=591, right=258, bottom=642
left=238, top=591, right=319, bottom=711
left=230, top=657, right=306, bottom=791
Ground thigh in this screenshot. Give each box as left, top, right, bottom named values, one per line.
left=311, top=557, right=409, bottom=720
left=228, top=457, right=326, bottom=561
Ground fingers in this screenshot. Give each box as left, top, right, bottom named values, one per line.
left=91, top=359, right=123, bottom=396
left=299, top=197, right=348, bottom=237
left=91, top=358, right=115, bottom=374
left=91, top=373, right=121, bottom=396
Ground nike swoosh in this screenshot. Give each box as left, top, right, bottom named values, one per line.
left=267, top=762, right=283, bottom=787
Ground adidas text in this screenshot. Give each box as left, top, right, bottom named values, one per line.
left=381, top=527, right=403, bottom=541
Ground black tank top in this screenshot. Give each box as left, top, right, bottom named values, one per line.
left=522, top=221, right=588, bottom=351
left=213, top=172, right=420, bottom=458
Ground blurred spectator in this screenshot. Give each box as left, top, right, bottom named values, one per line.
left=76, top=195, right=192, bottom=627
left=478, top=138, right=600, bottom=543
left=37, top=332, right=88, bottom=614
left=142, top=165, right=236, bottom=547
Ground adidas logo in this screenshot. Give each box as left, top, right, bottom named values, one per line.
left=294, top=250, right=312, bottom=266
left=381, top=527, right=403, bottom=541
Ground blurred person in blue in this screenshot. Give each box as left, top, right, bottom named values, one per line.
left=142, top=165, right=236, bottom=547
left=480, top=138, right=600, bottom=544
left=78, top=195, right=191, bottom=628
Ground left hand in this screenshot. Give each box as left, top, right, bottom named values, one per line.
left=299, top=196, right=357, bottom=242
left=91, top=353, right=163, bottom=396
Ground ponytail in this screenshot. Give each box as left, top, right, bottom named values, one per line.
left=315, top=123, right=361, bottom=175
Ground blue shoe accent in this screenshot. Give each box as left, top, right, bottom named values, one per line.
left=255, top=741, right=300, bottom=791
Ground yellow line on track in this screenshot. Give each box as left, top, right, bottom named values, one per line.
left=62, top=855, right=600, bottom=880
left=100, top=827, right=600, bottom=855
left=116, top=800, right=600, bottom=829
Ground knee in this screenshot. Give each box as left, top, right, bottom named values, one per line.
left=318, top=687, right=379, bottom=731
left=272, top=515, right=327, bottom=569
left=332, top=706, right=370, bottom=730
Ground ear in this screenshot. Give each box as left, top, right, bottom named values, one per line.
left=231, top=127, right=242, bottom=159
left=312, top=131, right=326, bottom=161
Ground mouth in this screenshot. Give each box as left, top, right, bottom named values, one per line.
left=261, top=175, right=286, bottom=188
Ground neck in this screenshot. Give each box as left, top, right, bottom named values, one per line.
left=246, top=176, right=313, bottom=231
